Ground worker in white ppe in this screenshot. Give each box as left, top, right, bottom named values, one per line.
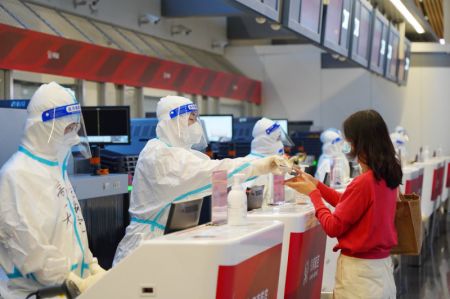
left=246, top=117, right=297, bottom=204
left=113, top=96, right=291, bottom=265
left=315, top=128, right=350, bottom=184
left=390, top=126, right=409, bottom=165
left=0, top=82, right=105, bottom=299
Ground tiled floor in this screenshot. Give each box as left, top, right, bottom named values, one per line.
left=399, top=215, right=450, bottom=299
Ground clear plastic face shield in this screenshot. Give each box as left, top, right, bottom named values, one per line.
left=265, top=122, right=294, bottom=153
left=169, top=103, right=208, bottom=150
left=41, top=103, right=92, bottom=159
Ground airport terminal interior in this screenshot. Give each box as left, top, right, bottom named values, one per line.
left=0, top=0, right=449, bottom=298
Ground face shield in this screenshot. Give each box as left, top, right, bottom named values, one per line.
left=41, top=103, right=91, bottom=159
left=169, top=103, right=208, bottom=150
left=266, top=122, right=294, bottom=148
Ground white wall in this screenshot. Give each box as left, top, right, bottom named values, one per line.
left=27, top=0, right=227, bottom=54
left=226, top=44, right=450, bottom=158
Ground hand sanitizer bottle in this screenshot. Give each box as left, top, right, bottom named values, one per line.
left=227, top=174, right=247, bottom=226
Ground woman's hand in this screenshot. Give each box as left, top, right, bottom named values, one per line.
left=290, top=166, right=319, bottom=186
left=284, top=174, right=317, bottom=195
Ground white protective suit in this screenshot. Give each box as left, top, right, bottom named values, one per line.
left=390, top=126, right=409, bottom=165
left=315, top=128, right=350, bottom=183
left=0, top=82, right=101, bottom=299
left=113, top=97, right=288, bottom=265
left=246, top=118, right=297, bottom=204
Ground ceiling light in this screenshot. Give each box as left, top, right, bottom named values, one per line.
left=255, top=17, right=266, bottom=24
left=439, top=39, right=445, bottom=45
left=389, top=0, right=425, bottom=34
left=270, top=23, right=282, bottom=31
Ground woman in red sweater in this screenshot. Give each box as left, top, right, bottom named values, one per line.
left=286, top=110, right=402, bottom=299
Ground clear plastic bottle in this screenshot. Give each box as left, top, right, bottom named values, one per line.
left=227, top=174, right=248, bottom=226
left=331, top=157, right=344, bottom=189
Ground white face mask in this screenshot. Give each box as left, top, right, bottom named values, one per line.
left=187, top=122, right=203, bottom=145
left=57, top=131, right=81, bottom=171
left=63, top=131, right=80, bottom=147
left=342, top=141, right=351, bottom=154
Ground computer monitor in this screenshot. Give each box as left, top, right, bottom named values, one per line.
left=350, top=0, right=373, bottom=67
left=321, top=0, right=353, bottom=57
left=164, top=198, right=204, bottom=235
left=369, top=9, right=389, bottom=75
left=200, top=115, right=233, bottom=142
left=283, top=0, right=324, bottom=43
left=82, top=106, right=130, bottom=145
left=385, top=24, right=400, bottom=82
left=397, top=39, right=411, bottom=86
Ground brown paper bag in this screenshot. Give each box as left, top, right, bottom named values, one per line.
left=391, top=192, right=422, bottom=255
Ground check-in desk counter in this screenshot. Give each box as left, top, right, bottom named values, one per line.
left=248, top=203, right=327, bottom=299
left=80, top=221, right=284, bottom=299
left=414, top=159, right=446, bottom=220
left=441, top=156, right=450, bottom=204
left=401, top=165, right=424, bottom=196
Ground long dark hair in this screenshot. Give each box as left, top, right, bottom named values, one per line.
left=343, top=109, right=402, bottom=189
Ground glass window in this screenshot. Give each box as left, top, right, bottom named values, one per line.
left=158, top=40, right=201, bottom=66
left=61, top=13, right=120, bottom=49
left=138, top=34, right=174, bottom=60
left=94, top=22, right=140, bottom=53
left=116, top=28, right=157, bottom=56
left=26, top=3, right=90, bottom=42
left=0, top=3, right=25, bottom=28
left=1, top=0, right=55, bottom=34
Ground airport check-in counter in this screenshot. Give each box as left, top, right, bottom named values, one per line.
left=79, top=221, right=284, bottom=299
left=441, top=156, right=450, bottom=204
left=400, top=165, right=424, bottom=196
left=248, top=203, right=327, bottom=299
left=414, top=159, right=446, bottom=219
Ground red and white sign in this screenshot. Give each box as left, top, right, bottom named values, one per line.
left=216, top=244, right=282, bottom=299
left=285, top=225, right=327, bottom=299
left=431, top=166, right=445, bottom=201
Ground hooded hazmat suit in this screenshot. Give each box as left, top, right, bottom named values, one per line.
left=0, top=82, right=102, bottom=299
left=315, top=128, right=350, bottom=184
left=113, top=97, right=289, bottom=265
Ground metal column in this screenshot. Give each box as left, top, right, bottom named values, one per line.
left=75, top=79, right=86, bottom=105
left=0, top=70, right=13, bottom=99
left=116, top=84, right=125, bottom=106
left=135, top=87, right=144, bottom=118
left=98, top=82, right=106, bottom=106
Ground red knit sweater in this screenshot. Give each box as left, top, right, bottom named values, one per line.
left=309, top=170, right=398, bottom=259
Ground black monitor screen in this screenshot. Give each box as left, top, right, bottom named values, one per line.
left=322, top=0, right=352, bottom=57
left=397, top=39, right=411, bottom=85
left=350, top=0, right=373, bottom=67
left=386, top=26, right=400, bottom=81
left=300, top=0, right=322, bottom=34
left=357, top=6, right=371, bottom=58
left=324, top=0, right=343, bottom=45
left=371, top=17, right=382, bottom=67
left=369, top=11, right=389, bottom=75
left=164, top=198, right=203, bottom=235
left=285, top=0, right=323, bottom=43
left=82, top=106, right=130, bottom=145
